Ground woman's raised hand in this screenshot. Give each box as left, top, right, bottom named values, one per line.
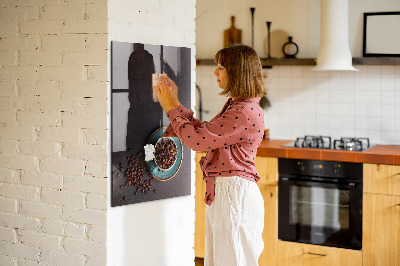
left=153, top=76, right=175, bottom=113
left=161, top=76, right=180, bottom=109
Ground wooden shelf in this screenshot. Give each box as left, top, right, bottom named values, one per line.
left=352, top=57, right=400, bottom=65
left=196, top=57, right=400, bottom=67
left=260, top=58, right=316, bottom=66
left=196, top=58, right=316, bottom=68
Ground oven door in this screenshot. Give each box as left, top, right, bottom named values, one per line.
left=278, top=176, right=362, bottom=250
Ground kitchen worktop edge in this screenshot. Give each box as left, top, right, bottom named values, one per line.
left=256, top=140, right=400, bottom=165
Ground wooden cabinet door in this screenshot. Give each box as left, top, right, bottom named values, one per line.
left=195, top=152, right=207, bottom=258
left=276, top=241, right=362, bottom=266
left=363, top=193, right=400, bottom=266
left=255, top=156, right=278, bottom=186
left=364, top=164, right=400, bottom=196
left=259, top=185, right=278, bottom=266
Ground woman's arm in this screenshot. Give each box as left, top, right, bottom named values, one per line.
left=175, top=104, right=202, bottom=128
left=163, top=103, right=203, bottom=137
left=154, top=75, right=251, bottom=152
left=166, top=107, right=248, bottom=152
left=155, top=77, right=203, bottom=137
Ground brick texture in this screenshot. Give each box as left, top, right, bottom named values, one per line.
left=0, top=168, right=16, bottom=183
left=40, top=158, right=85, bottom=176
left=64, top=175, right=107, bottom=195
left=0, top=183, right=39, bottom=201
left=20, top=200, right=62, bottom=219
left=41, top=219, right=64, bottom=236
left=0, top=197, right=18, bottom=213
left=40, top=249, right=85, bottom=266
left=20, top=171, right=62, bottom=189
left=0, top=213, right=41, bottom=231
left=86, top=193, right=107, bottom=210
left=0, top=0, right=108, bottom=264
left=0, top=241, right=39, bottom=261
left=0, top=0, right=196, bottom=264
left=64, top=222, right=85, bottom=239
left=0, top=255, right=16, bottom=266
left=19, top=230, right=61, bottom=251
left=61, top=207, right=106, bottom=226
left=0, top=226, right=17, bottom=243
left=63, top=237, right=106, bottom=257
left=41, top=188, right=85, bottom=208
left=87, top=225, right=106, bottom=243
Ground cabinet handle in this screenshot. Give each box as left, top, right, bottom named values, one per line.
left=397, top=204, right=400, bottom=207
left=307, top=252, right=328, bottom=256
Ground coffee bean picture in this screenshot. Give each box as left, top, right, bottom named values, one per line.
left=111, top=41, right=191, bottom=207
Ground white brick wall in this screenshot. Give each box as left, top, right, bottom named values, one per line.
left=0, top=226, right=17, bottom=243
left=0, top=0, right=108, bottom=265
left=1, top=0, right=197, bottom=264
left=64, top=222, right=85, bottom=239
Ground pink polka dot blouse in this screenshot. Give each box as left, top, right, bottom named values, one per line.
left=163, top=97, right=265, bottom=205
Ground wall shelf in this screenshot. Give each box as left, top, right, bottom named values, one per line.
left=196, top=57, right=400, bottom=67
left=352, top=57, right=400, bottom=65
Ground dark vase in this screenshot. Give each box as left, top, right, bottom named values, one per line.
left=282, top=36, right=299, bottom=58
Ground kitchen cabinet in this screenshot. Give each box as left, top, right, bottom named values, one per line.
left=256, top=157, right=278, bottom=266
left=195, top=156, right=400, bottom=265
left=195, top=152, right=207, bottom=258
left=363, top=163, right=400, bottom=196
left=363, top=163, right=400, bottom=266
left=259, top=184, right=278, bottom=266
left=363, top=193, right=400, bottom=266
left=194, top=154, right=279, bottom=265
left=276, top=241, right=362, bottom=266
left=255, top=156, right=278, bottom=186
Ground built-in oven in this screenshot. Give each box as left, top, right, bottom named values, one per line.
left=278, top=158, right=363, bottom=250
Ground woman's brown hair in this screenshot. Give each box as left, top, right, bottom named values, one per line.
left=214, top=44, right=266, bottom=99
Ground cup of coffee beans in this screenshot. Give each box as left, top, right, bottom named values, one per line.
left=154, top=137, right=177, bottom=170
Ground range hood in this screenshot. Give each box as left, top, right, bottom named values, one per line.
left=314, top=0, right=358, bottom=71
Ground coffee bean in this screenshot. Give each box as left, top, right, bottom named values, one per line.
left=154, top=138, right=177, bottom=170
left=118, top=150, right=155, bottom=197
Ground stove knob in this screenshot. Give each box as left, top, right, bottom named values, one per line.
left=297, top=161, right=305, bottom=171
left=334, top=164, right=341, bottom=174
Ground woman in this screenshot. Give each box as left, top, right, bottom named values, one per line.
left=153, top=44, right=266, bottom=266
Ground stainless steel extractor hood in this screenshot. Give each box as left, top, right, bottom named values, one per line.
left=314, top=0, right=358, bottom=71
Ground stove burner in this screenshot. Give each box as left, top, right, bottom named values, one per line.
left=295, top=135, right=332, bottom=149
left=333, top=137, right=370, bottom=151
left=287, top=136, right=372, bottom=151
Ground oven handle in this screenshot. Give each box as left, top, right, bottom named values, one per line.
left=280, top=177, right=357, bottom=189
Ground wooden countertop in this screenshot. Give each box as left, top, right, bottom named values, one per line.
left=257, top=139, right=400, bottom=165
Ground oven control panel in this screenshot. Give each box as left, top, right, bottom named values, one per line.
left=281, top=158, right=362, bottom=180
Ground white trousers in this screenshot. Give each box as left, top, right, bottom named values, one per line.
left=205, top=176, right=264, bottom=266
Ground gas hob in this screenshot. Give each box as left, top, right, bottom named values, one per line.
left=282, top=135, right=374, bottom=151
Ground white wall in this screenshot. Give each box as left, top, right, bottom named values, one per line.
left=266, top=65, right=400, bottom=144
left=196, top=0, right=400, bottom=145
left=107, top=1, right=197, bottom=266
